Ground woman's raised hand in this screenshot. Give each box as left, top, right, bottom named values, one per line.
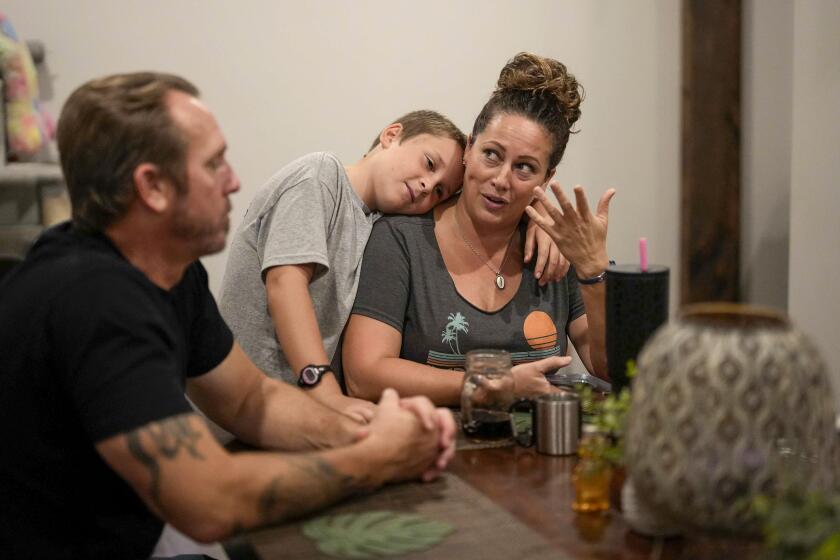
left=525, top=183, right=615, bottom=278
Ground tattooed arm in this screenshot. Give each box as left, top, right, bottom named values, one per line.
left=95, top=389, right=440, bottom=542
left=186, top=342, right=364, bottom=451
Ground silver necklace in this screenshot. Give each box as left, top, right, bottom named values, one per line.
left=453, top=210, right=517, bottom=290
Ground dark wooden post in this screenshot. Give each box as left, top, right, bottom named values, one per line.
left=681, top=0, right=742, bottom=304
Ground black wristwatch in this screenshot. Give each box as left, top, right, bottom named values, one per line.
left=577, top=260, right=616, bottom=285
left=297, top=365, right=334, bottom=388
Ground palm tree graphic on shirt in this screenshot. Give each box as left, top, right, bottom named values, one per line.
left=441, top=312, right=469, bottom=354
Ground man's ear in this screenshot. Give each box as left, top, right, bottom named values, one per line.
left=379, top=123, right=404, bottom=149
left=133, top=163, right=175, bottom=213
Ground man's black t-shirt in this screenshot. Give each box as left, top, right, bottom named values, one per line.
left=0, top=223, right=233, bottom=558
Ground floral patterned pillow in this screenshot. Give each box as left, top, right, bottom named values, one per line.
left=0, top=13, right=54, bottom=162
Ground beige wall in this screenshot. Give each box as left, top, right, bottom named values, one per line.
left=788, top=1, right=840, bottom=404
left=6, top=0, right=682, bottom=309
left=10, top=2, right=835, bottom=397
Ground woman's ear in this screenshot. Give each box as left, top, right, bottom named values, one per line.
left=462, top=135, right=475, bottom=165
left=379, top=123, right=404, bottom=149
left=133, top=163, right=174, bottom=213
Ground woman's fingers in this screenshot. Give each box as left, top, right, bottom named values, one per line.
left=596, top=188, right=617, bottom=219
left=532, top=184, right=614, bottom=242
left=524, top=205, right=551, bottom=231
left=573, top=185, right=591, bottom=219
left=534, top=355, right=573, bottom=373
left=531, top=188, right=564, bottom=223
left=549, top=182, right=576, bottom=216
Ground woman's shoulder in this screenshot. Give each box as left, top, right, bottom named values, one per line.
left=369, top=212, right=437, bottom=251
left=376, top=211, right=435, bottom=228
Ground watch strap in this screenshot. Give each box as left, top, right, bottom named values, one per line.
left=576, top=260, right=615, bottom=285
left=577, top=270, right=607, bottom=285
left=297, top=364, right=334, bottom=388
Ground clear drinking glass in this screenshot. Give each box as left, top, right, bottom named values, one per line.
left=460, top=349, right=515, bottom=442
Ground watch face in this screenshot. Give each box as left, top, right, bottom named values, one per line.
left=301, top=367, right=320, bottom=385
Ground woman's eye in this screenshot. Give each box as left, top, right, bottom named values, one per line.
left=483, top=150, right=499, bottom=162
left=426, top=156, right=435, bottom=170
left=517, top=162, right=535, bottom=174
left=434, top=185, right=444, bottom=197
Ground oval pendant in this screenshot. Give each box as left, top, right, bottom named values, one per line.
left=496, top=274, right=505, bottom=290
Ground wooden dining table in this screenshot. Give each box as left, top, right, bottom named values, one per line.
left=224, top=440, right=765, bottom=560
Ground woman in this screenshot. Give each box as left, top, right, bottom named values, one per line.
left=343, top=52, right=614, bottom=406
left=220, top=109, right=566, bottom=423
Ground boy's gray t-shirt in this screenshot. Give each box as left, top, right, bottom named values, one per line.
left=351, top=212, right=586, bottom=369
left=220, top=152, right=379, bottom=384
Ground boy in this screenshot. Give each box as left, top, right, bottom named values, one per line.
left=220, top=111, right=561, bottom=420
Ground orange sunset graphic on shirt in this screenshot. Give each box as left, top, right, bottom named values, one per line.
left=523, top=310, right=558, bottom=350
left=426, top=309, right=563, bottom=368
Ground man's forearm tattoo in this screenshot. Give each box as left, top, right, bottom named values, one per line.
left=125, top=415, right=204, bottom=507
left=255, top=455, right=375, bottom=525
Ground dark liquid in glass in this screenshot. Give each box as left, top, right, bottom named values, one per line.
left=463, top=409, right=513, bottom=440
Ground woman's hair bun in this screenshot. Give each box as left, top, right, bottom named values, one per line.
left=495, top=52, right=583, bottom=130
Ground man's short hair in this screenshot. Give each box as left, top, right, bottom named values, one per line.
left=368, top=110, right=466, bottom=152
left=57, top=72, right=199, bottom=231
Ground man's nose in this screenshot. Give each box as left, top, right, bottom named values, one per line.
left=227, top=169, right=241, bottom=195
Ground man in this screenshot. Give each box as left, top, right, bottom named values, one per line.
left=0, top=72, right=454, bottom=558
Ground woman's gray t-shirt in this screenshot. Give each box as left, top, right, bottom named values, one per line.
left=351, top=212, right=585, bottom=369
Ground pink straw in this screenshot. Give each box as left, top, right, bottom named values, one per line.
left=640, top=237, right=648, bottom=272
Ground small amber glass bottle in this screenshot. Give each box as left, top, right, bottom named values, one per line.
left=572, top=425, right=612, bottom=513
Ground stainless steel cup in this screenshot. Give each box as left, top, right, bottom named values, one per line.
left=534, top=393, right=580, bottom=455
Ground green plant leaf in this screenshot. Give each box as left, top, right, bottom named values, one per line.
left=809, top=532, right=840, bottom=560
left=302, top=510, right=455, bottom=558
left=753, top=487, right=840, bottom=559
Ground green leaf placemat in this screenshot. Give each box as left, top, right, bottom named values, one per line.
left=235, top=473, right=566, bottom=559
left=302, top=511, right=454, bottom=558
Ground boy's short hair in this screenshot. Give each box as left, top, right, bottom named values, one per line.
left=368, top=110, right=466, bottom=152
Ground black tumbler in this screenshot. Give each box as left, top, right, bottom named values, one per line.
left=605, top=264, right=669, bottom=392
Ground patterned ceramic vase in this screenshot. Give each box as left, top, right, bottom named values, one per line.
left=626, top=303, right=838, bottom=533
